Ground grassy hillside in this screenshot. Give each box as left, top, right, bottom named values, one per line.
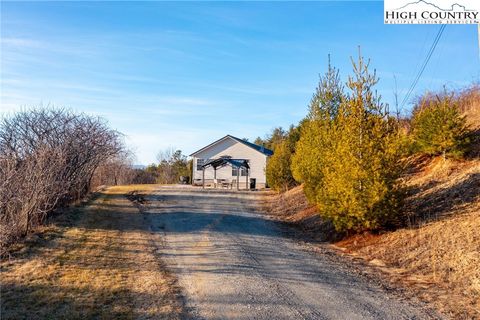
left=263, top=155, right=479, bottom=319
left=337, top=155, right=479, bottom=319
left=262, top=103, right=480, bottom=318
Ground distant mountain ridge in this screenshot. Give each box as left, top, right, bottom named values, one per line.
left=396, top=0, right=474, bottom=11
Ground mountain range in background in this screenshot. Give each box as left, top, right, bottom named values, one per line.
left=395, top=0, right=474, bottom=11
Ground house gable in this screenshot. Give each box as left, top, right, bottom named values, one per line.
left=191, top=136, right=239, bottom=160
left=190, top=135, right=273, bottom=158
left=190, top=135, right=272, bottom=186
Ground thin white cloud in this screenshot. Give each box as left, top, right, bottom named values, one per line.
left=1, top=37, right=44, bottom=48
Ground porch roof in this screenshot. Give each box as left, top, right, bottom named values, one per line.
left=202, top=157, right=250, bottom=170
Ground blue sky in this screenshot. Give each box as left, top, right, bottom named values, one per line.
left=1, top=1, right=478, bottom=164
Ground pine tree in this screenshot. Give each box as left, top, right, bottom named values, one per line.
left=265, top=125, right=301, bottom=191
left=266, top=140, right=295, bottom=191
left=321, top=53, right=403, bottom=231
left=411, top=92, right=469, bottom=159
left=293, top=52, right=404, bottom=232
left=307, top=55, right=344, bottom=121
left=292, top=57, right=344, bottom=201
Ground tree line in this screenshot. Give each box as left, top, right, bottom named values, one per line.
left=140, top=148, right=192, bottom=185
left=262, top=52, right=474, bottom=233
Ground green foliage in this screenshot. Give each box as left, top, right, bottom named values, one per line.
left=265, top=125, right=301, bottom=191
left=292, top=60, right=344, bottom=200
left=411, top=92, right=469, bottom=159
left=150, top=149, right=190, bottom=184
left=266, top=140, right=295, bottom=191
left=292, top=53, right=404, bottom=232
left=254, top=127, right=287, bottom=150
left=307, top=55, right=344, bottom=121
left=170, top=150, right=190, bottom=178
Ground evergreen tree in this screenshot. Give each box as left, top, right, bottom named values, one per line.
left=254, top=127, right=287, bottom=150
left=265, top=125, right=301, bottom=191
left=266, top=140, right=295, bottom=191
left=292, top=57, right=344, bottom=201
left=293, top=52, right=404, bottom=232
left=319, top=53, right=403, bottom=231
left=307, top=55, right=344, bottom=121
left=411, top=92, right=469, bottom=159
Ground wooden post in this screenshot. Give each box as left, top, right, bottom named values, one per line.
left=236, top=166, right=240, bottom=191
left=214, top=166, right=217, bottom=188
left=202, top=167, right=205, bottom=189
left=192, top=158, right=195, bottom=185
left=245, top=167, right=248, bottom=190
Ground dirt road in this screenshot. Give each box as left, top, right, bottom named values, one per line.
left=144, top=187, right=439, bottom=320
left=2, top=186, right=440, bottom=319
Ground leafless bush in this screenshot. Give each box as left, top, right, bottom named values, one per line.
left=90, top=151, right=136, bottom=188
left=155, top=148, right=190, bottom=184
left=412, top=83, right=479, bottom=128
left=0, top=108, right=127, bottom=251
left=130, top=169, right=157, bottom=184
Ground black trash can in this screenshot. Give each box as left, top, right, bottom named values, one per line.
left=179, top=176, right=190, bottom=184
left=249, top=178, right=256, bottom=190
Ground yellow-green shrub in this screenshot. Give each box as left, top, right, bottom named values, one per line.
left=266, top=140, right=296, bottom=191
left=292, top=54, right=404, bottom=232
left=411, top=93, right=469, bottom=159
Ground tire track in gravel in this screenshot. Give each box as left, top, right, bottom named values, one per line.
left=142, top=187, right=442, bottom=320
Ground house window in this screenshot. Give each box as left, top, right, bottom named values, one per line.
left=197, top=159, right=206, bottom=170
left=232, top=164, right=248, bottom=177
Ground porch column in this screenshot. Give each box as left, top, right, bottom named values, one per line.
left=202, top=167, right=205, bottom=189
left=246, top=167, right=249, bottom=190
left=236, top=166, right=240, bottom=191
left=214, top=166, right=217, bottom=188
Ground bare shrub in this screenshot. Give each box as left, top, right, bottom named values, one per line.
left=154, top=148, right=190, bottom=184
left=0, top=108, right=126, bottom=251
left=91, top=152, right=136, bottom=188
left=457, top=83, right=480, bottom=124
left=130, top=168, right=157, bottom=184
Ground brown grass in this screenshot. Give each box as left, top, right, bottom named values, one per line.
left=260, top=155, right=480, bottom=319
left=337, top=207, right=479, bottom=319
left=260, top=186, right=341, bottom=242
left=458, top=83, right=480, bottom=129
left=338, top=156, right=480, bottom=319
left=401, top=155, right=480, bottom=224
left=1, top=185, right=185, bottom=320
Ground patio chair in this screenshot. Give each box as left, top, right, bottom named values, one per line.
left=221, top=179, right=230, bottom=189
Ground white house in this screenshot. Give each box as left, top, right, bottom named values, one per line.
left=190, top=135, right=273, bottom=189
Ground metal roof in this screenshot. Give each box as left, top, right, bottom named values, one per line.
left=189, top=135, right=273, bottom=157
left=202, top=157, right=250, bottom=169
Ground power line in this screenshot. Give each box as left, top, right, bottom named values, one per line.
left=400, top=24, right=446, bottom=108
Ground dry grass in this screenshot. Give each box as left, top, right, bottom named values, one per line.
left=262, top=87, right=480, bottom=318
left=458, top=84, right=480, bottom=129
left=260, top=186, right=340, bottom=242
left=1, top=185, right=185, bottom=320
left=337, top=207, right=479, bottom=319
left=460, top=84, right=480, bottom=159
left=337, top=156, right=480, bottom=319
left=401, top=156, right=480, bottom=224
left=261, top=155, right=480, bottom=319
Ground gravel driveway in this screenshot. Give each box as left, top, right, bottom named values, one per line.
left=145, top=187, right=439, bottom=320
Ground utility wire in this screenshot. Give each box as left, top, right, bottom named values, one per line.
left=400, top=24, right=446, bottom=108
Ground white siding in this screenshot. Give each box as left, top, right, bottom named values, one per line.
left=192, top=137, right=268, bottom=186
